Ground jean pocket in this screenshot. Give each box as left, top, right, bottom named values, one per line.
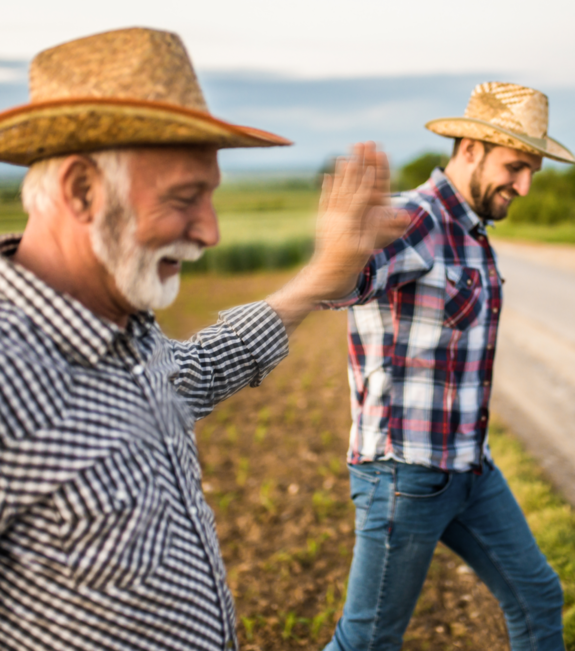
left=443, top=266, right=484, bottom=331
left=395, top=466, right=453, bottom=499
left=348, top=465, right=382, bottom=531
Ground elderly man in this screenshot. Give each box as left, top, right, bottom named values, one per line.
left=0, top=28, right=408, bottom=651
left=324, top=83, right=573, bottom=651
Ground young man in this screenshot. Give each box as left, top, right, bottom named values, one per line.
left=0, top=28, right=409, bottom=651
left=324, top=82, right=574, bottom=651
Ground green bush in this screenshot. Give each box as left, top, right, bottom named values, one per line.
left=508, top=166, right=575, bottom=225
left=182, top=237, right=314, bottom=275
left=394, top=152, right=449, bottom=192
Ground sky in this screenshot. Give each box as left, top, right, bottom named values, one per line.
left=2, top=0, right=574, bottom=83
left=1, top=1, right=575, bottom=175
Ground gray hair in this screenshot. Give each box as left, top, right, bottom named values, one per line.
left=21, top=150, right=132, bottom=216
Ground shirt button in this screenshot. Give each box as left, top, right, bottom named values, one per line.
left=466, top=279, right=472, bottom=286
left=492, top=307, right=499, bottom=314
left=481, top=415, right=487, bottom=422
left=487, top=344, right=494, bottom=350
left=190, top=506, right=198, bottom=515
left=483, top=380, right=490, bottom=386
left=132, top=364, right=145, bottom=375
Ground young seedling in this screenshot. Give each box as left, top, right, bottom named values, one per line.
left=236, top=457, right=249, bottom=487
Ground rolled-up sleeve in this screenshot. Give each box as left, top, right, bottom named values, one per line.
left=170, top=301, right=289, bottom=419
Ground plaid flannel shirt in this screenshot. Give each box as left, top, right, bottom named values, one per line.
left=335, top=168, right=503, bottom=472
left=0, top=235, right=288, bottom=651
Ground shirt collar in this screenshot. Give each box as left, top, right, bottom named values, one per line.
left=427, top=167, right=483, bottom=233
left=0, top=235, right=155, bottom=367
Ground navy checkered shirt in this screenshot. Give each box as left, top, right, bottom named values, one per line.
left=0, top=235, right=288, bottom=651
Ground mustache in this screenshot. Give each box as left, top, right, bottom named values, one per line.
left=153, top=241, right=205, bottom=263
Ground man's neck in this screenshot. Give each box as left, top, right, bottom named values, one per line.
left=14, top=220, right=132, bottom=328
left=443, top=160, right=475, bottom=209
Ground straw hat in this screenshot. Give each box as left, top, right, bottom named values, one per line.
left=0, top=28, right=292, bottom=166
left=426, top=81, right=574, bottom=164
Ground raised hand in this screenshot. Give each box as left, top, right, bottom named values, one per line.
left=266, top=142, right=410, bottom=333
left=312, top=141, right=410, bottom=300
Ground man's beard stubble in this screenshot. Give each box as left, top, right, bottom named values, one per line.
left=90, top=186, right=204, bottom=312
left=469, top=157, right=517, bottom=222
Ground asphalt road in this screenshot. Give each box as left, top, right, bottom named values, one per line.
left=491, top=240, right=575, bottom=505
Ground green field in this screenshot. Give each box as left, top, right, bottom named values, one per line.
left=0, top=180, right=319, bottom=248
left=2, top=158, right=575, bottom=258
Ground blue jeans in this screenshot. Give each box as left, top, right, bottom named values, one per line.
left=324, top=460, right=564, bottom=651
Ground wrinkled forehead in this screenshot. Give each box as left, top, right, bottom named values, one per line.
left=126, top=145, right=221, bottom=194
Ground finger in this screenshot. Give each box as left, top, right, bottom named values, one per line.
left=318, top=173, right=333, bottom=214
left=362, top=141, right=377, bottom=170
left=349, top=142, right=369, bottom=192
left=329, top=157, right=347, bottom=208
left=375, top=150, right=391, bottom=196
left=339, top=154, right=361, bottom=202
left=349, top=164, right=376, bottom=217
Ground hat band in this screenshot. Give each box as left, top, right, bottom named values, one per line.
left=441, top=117, right=549, bottom=153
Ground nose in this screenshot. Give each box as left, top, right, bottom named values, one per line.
left=512, top=169, right=533, bottom=197
left=188, top=199, right=220, bottom=248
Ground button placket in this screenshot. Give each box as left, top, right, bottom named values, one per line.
left=477, top=234, right=501, bottom=443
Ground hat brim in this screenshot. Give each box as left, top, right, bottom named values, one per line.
left=0, top=97, right=293, bottom=166
left=426, top=116, right=575, bottom=164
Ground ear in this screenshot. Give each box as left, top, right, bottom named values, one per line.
left=458, top=138, right=482, bottom=164
left=59, top=155, right=104, bottom=224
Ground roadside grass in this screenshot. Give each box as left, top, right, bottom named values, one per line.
left=490, top=220, right=575, bottom=244
left=490, top=416, right=575, bottom=647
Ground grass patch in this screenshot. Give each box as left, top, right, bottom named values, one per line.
left=490, top=221, right=575, bottom=244
left=490, top=416, right=575, bottom=647
left=183, top=237, right=313, bottom=274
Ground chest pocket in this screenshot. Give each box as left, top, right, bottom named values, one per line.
left=52, top=446, right=172, bottom=593
left=443, top=266, right=484, bottom=330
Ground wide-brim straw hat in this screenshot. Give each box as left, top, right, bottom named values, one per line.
left=0, top=27, right=292, bottom=166
left=426, top=81, right=574, bottom=164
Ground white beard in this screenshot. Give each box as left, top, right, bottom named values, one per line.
left=90, top=201, right=204, bottom=311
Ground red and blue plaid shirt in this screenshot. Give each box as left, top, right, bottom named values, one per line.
left=335, top=168, right=503, bottom=472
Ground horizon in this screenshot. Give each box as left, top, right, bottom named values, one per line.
left=1, top=66, right=574, bottom=179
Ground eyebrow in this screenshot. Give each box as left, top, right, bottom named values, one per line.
left=159, top=181, right=213, bottom=201
left=507, top=161, right=540, bottom=172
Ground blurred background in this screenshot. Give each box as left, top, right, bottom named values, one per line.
left=2, top=0, right=575, bottom=262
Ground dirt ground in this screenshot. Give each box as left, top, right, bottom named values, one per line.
left=158, top=272, right=510, bottom=651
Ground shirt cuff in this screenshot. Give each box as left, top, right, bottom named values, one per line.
left=218, top=301, right=289, bottom=386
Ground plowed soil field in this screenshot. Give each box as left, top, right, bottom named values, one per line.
left=157, top=271, right=509, bottom=651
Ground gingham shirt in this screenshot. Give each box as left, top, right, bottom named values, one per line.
left=0, top=235, right=288, bottom=651
left=337, top=168, right=502, bottom=472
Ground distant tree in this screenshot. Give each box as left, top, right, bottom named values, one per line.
left=394, top=152, right=449, bottom=192
left=508, top=165, right=575, bottom=224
